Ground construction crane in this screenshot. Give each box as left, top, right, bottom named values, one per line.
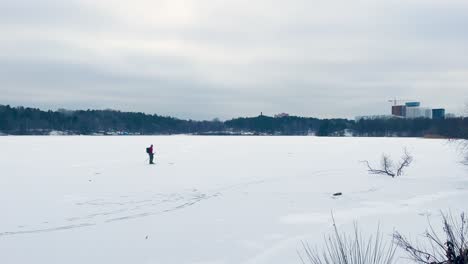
left=388, top=98, right=414, bottom=106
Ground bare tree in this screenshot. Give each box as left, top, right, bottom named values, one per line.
left=393, top=212, right=468, bottom=264
left=362, top=148, right=413, bottom=178
left=396, top=149, right=414, bottom=176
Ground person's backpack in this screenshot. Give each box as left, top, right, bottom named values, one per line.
left=146, top=147, right=150, bottom=154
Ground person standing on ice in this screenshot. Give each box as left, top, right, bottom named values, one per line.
left=146, top=144, right=155, bottom=164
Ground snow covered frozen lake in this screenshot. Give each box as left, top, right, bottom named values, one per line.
left=0, top=136, right=467, bottom=264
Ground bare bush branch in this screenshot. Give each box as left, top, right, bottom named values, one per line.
left=397, top=148, right=413, bottom=176
left=361, top=148, right=412, bottom=178
left=393, top=212, right=468, bottom=264
left=362, top=159, right=396, bottom=177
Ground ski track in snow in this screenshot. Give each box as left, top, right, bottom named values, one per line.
left=0, top=223, right=96, bottom=236
left=0, top=169, right=343, bottom=237
left=1, top=169, right=341, bottom=237
left=1, top=167, right=466, bottom=238
left=0, top=190, right=220, bottom=237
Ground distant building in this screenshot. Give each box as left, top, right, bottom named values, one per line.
left=405, top=102, right=420, bottom=107
left=274, top=113, right=289, bottom=118
left=390, top=101, right=444, bottom=119
left=406, top=106, right=432, bottom=119
left=432, top=109, right=445, bottom=120
left=392, top=105, right=406, bottom=117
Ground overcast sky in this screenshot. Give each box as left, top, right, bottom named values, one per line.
left=1, top=0, right=467, bottom=120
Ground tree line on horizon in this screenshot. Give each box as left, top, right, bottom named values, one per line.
left=0, top=104, right=466, bottom=139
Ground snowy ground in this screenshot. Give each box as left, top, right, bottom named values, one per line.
left=0, top=136, right=467, bottom=264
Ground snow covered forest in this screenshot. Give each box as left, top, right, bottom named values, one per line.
left=1, top=105, right=467, bottom=138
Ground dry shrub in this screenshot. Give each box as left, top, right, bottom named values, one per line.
left=298, top=217, right=396, bottom=264
left=394, top=212, right=468, bottom=264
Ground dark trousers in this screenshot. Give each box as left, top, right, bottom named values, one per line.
left=149, top=153, right=154, bottom=164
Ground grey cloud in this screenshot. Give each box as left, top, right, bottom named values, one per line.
left=0, top=0, right=115, bottom=30
left=1, top=0, right=468, bottom=119
left=0, top=56, right=245, bottom=119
